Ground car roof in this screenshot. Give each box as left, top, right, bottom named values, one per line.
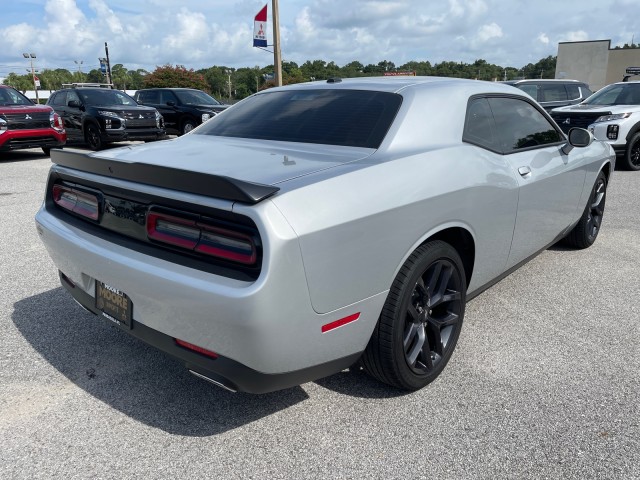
left=263, top=76, right=519, bottom=95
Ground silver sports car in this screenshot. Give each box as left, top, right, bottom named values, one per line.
left=35, top=77, right=615, bottom=393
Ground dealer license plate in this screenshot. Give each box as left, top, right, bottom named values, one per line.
left=95, top=281, right=133, bottom=329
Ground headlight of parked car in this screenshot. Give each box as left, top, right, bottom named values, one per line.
left=202, top=113, right=212, bottom=122
left=594, top=113, right=631, bottom=123
left=97, top=110, right=120, bottom=118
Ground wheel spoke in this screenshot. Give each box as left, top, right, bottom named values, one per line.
left=419, top=333, right=434, bottom=370
left=407, top=304, right=420, bottom=323
left=425, top=321, right=443, bottom=357
left=404, top=323, right=426, bottom=367
left=430, top=311, right=460, bottom=328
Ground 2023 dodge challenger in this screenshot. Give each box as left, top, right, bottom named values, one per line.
left=35, top=77, right=615, bottom=393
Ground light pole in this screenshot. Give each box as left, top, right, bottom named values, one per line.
left=74, top=60, right=84, bottom=82
left=225, top=70, right=232, bottom=100
left=22, top=53, right=39, bottom=104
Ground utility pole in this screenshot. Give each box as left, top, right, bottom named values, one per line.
left=104, top=42, right=113, bottom=88
left=272, top=0, right=282, bottom=86
left=22, top=53, right=39, bottom=104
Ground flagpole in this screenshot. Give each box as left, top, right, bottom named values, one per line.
left=272, top=0, right=282, bottom=86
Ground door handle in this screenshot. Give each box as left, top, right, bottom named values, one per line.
left=518, top=166, right=532, bottom=177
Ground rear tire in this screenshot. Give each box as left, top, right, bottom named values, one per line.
left=41, top=147, right=51, bottom=156
left=564, top=171, right=607, bottom=249
left=361, top=241, right=466, bottom=390
left=623, top=132, right=640, bottom=171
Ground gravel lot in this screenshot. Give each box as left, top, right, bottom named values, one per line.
left=1, top=148, right=639, bottom=479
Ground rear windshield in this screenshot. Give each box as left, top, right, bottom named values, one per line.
left=196, top=89, right=402, bottom=148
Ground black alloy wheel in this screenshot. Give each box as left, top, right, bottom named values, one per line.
left=361, top=240, right=466, bottom=390
left=564, top=171, right=607, bottom=249
left=625, top=133, right=640, bottom=171
left=85, top=124, right=103, bottom=151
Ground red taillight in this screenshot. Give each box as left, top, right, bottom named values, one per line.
left=175, top=339, right=219, bottom=359
left=52, top=184, right=99, bottom=220
left=147, top=211, right=257, bottom=265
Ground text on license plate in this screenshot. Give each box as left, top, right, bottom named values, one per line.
left=95, top=281, right=133, bottom=329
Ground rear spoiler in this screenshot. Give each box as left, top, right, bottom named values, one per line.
left=50, top=149, right=280, bottom=205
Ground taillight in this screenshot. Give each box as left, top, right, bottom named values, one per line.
left=147, top=211, right=257, bottom=265
left=52, top=184, right=100, bottom=220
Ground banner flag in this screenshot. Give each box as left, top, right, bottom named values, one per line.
left=253, top=4, right=268, bottom=47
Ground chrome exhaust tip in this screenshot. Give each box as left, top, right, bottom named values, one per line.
left=188, top=370, right=237, bottom=393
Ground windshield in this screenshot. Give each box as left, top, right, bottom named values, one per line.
left=175, top=89, right=221, bottom=106
left=583, top=83, right=640, bottom=106
left=0, top=87, right=33, bottom=106
left=196, top=89, right=402, bottom=149
left=78, top=89, right=138, bottom=106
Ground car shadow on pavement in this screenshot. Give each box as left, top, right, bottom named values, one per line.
left=313, top=368, right=413, bottom=399
left=12, top=287, right=309, bottom=436
left=0, top=150, right=49, bottom=162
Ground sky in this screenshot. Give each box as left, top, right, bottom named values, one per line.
left=0, top=0, right=637, bottom=79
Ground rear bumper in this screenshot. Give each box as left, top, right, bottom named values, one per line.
left=0, top=128, right=66, bottom=151
left=35, top=199, right=384, bottom=392
left=59, top=271, right=359, bottom=393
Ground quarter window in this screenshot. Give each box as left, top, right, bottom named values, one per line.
left=462, top=98, right=498, bottom=151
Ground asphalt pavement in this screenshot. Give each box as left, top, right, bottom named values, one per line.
left=1, top=148, right=638, bottom=479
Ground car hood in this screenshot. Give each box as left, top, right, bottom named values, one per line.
left=90, top=105, right=158, bottom=114
left=193, top=104, right=228, bottom=112
left=0, top=105, right=52, bottom=114
left=552, top=104, right=636, bottom=114
left=92, top=134, right=374, bottom=186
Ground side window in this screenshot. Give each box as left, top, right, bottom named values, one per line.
left=462, top=97, right=498, bottom=152
left=67, top=91, right=80, bottom=105
left=140, top=90, right=159, bottom=104
left=517, top=84, right=538, bottom=100
left=51, top=92, right=66, bottom=106
left=488, top=97, right=563, bottom=153
left=160, top=90, right=176, bottom=105
left=539, top=84, right=568, bottom=102
left=566, top=84, right=581, bottom=100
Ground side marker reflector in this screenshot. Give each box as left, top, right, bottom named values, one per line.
left=321, top=313, right=360, bottom=333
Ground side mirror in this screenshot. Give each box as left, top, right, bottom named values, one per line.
left=561, top=127, right=594, bottom=155
left=166, top=100, right=176, bottom=107
left=68, top=100, right=81, bottom=108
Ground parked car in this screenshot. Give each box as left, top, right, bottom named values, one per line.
left=134, top=88, right=228, bottom=135
left=504, top=79, right=592, bottom=112
left=0, top=85, right=66, bottom=155
left=47, top=85, right=165, bottom=150
left=35, top=77, right=614, bottom=393
left=551, top=80, right=640, bottom=170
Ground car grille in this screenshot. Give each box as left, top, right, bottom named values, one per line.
left=125, top=118, right=157, bottom=128
left=551, top=111, right=610, bottom=133
left=3, top=112, right=50, bottom=130
left=122, top=111, right=155, bottom=120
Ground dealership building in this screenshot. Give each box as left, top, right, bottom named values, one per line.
left=556, top=39, right=640, bottom=90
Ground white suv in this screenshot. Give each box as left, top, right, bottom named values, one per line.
left=551, top=81, right=640, bottom=171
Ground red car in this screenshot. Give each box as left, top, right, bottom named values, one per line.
left=0, top=85, right=66, bottom=155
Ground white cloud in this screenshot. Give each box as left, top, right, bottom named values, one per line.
left=537, top=33, right=550, bottom=45
left=476, top=23, right=503, bottom=43
left=560, top=30, right=589, bottom=43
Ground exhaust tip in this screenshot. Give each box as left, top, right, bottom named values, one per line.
left=188, top=370, right=237, bottom=393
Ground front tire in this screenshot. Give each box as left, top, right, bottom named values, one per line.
left=181, top=119, right=197, bottom=135
left=564, top=171, right=607, bottom=249
left=361, top=241, right=466, bottom=390
left=623, top=132, right=640, bottom=171
left=41, top=147, right=51, bottom=156
left=85, top=124, right=103, bottom=151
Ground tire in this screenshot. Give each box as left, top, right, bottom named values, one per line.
left=85, top=124, right=103, bottom=151
left=41, top=147, right=51, bottom=156
left=623, top=132, right=640, bottom=171
left=361, top=240, right=466, bottom=390
left=564, top=171, right=607, bottom=249
left=181, top=119, right=197, bottom=135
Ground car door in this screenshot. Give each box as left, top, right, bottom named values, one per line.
left=51, top=90, right=81, bottom=141
left=488, top=96, right=587, bottom=269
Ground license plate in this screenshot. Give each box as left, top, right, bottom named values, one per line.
left=95, top=281, right=133, bottom=329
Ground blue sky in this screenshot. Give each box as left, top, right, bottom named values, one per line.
left=0, top=0, right=637, bottom=79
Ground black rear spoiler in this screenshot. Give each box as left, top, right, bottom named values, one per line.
left=50, top=149, right=279, bottom=205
